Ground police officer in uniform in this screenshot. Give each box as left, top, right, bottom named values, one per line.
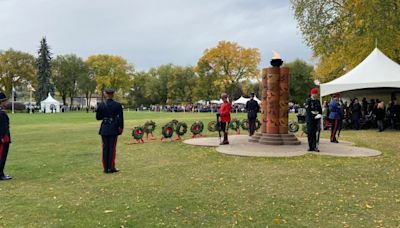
left=0, top=92, right=12, bottom=180
left=305, top=88, right=322, bottom=152
left=218, top=93, right=232, bottom=145
left=96, top=89, right=124, bottom=173
left=245, top=92, right=260, bottom=136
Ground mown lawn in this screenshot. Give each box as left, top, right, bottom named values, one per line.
left=1, top=111, right=399, bottom=227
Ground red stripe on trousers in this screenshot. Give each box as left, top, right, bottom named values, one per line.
left=111, top=137, right=118, bottom=169
left=331, top=119, right=338, bottom=141
left=0, top=143, right=3, bottom=159
left=101, top=139, right=105, bottom=169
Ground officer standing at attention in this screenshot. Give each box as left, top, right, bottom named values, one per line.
left=0, top=92, right=12, bottom=180
left=305, top=88, right=322, bottom=152
left=218, top=93, right=232, bottom=145
left=96, top=88, right=124, bottom=174
left=329, top=94, right=341, bottom=143
left=245, top=92, right=260, bottom=136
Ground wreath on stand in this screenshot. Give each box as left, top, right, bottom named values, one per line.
left=175, top=122, right=188, bottom=140
left=161, top=123, right=174, bottom=142
left=207, top=121, right=218, bottom=132
left=144, top=120, right=156, bottom=140
left=229, top=118, right=241, bottom=134
left=288, top=121, right=300, bottom=133
left=190, top=121, right=204, bottom=138
left=241, top=119, right=261, bottom=131
left=131, top=126, right=145, bottom=144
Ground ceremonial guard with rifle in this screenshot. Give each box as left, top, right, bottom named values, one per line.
left=305, top=88, right=322, bottom=152
left=0, top=92, right=12, bottom=180
left=96, top=89, right=124, bottom=174
left=245, top=92, right=260, bottom=136
left=218, top=93, right=232, bottom=145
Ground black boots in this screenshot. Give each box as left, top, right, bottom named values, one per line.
left=220, top=133, right=229, bottom=145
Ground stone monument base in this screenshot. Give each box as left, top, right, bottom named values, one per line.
left=249, top=133, right=301, bottom=145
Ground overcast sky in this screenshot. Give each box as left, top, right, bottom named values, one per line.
left=0, top=0, right=312, bottom=70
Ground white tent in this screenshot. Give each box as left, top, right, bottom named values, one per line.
left=40, top=93, right=60, bottom=113
left=210, top=99, right=223, bottom=104
left=320, top=48, right=400, bottom=97
left=253, top=96, right=262, bottom=104
left=233, top=96, right=249, bottom=104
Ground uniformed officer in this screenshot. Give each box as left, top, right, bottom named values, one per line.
left=218, top=93, right=232, bottom=145
left=245, top=92, right=260, bottom=136
left=305, top=88, right=322, bottom=152
left=329, top=94, right=341, bottom=143
left=0, top=92, right=12, bottom=180
left=96, top=89, right=124, bottom=173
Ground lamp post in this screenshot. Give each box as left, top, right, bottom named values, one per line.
left=11, top=76, right=20, bottom=114
left=27, top=84, right=35, bottom=114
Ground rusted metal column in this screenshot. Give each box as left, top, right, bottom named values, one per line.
left=279, top=67, right=289, bottom=134
left=261, top=68, right=268, bottom=133
left=266, top=67, right=280, bottom=134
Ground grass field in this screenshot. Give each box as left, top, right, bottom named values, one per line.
left=1, top=111, right=400, bottom=227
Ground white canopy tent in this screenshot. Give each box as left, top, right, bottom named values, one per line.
left=40, top=93, right=60, bottom=113
left=233, top=96, right=249, bottom=104
left=320, top=48, right=400, bottom=98
left=233, top=96, right=262, bottom=105
left=210, top=99, right=223, bottom=104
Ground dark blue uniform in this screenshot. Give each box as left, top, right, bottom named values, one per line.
left=96, top=99, right=124, bottom=173
left=0, top=106, right=11, bottom=179
left=305, top=98, right=322, bottom=151
left=245, top=99, right=260, bottom=136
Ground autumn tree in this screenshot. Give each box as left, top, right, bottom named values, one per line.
left=197, top=41, right=261, bottom=97
left=284, top=59, right=315, bottom=104
left=166, top=65, right=195, bottom=104
left=53, top=54, right=87, bottom=106
left=291, top=0, right=400, bottom=82
left=86, top=54, right=134, bottom=100
left=0, top=49, right=36, bottom=98
left=36, top=37, right=55, bottom=104
left=192, top=60, right=219, bottom=102
left=78, top=68, right=96, bottom=108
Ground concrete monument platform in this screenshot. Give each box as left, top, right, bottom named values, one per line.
left=183, top=135, right=381, bottom=158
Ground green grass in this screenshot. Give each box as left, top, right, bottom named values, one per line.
left=1, top=111, right=400, bottom=227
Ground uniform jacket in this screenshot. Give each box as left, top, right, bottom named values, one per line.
left=245, top=99, right=260, bottom=119
left=305, top=98, right=322, bottom=124
left=0, top=107, right=10, bottom=144
left=219, top=102, right=232, bottom=123
left=96, top=99, right=124, bottom=136
left=329, top=99, right=341, bottom=120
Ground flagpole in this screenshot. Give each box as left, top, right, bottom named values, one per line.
left=11, top=86, right=14, bottom=114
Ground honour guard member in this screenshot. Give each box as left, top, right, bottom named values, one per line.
left=0, top=92, right=12, bottom=180
left=96, top=88, right=124, bottom=173
left=218, top=93, right=232, bottom=145
left=245, top=92, right=260, bottom=136
left=329, top=94, right=341, bottom=143
left=305, top=88, right=322, bottom=152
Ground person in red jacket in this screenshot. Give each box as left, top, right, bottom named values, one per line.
left=218, top=93, right=232, bottom=145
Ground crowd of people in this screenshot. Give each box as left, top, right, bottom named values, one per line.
left=322, top=97, right=400, bottom=132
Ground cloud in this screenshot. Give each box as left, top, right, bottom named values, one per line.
left=0, top=0, right=312, bottom=70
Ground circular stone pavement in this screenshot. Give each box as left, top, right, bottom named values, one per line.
left=183, top=135, right=382, bottom=158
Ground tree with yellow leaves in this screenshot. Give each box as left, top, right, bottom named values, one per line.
left=291, top=0, right=400, bottom=82
left=196, top=41, right=261, bottom=97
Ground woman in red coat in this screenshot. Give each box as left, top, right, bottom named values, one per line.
left=218, top=93, right=232, bottom=145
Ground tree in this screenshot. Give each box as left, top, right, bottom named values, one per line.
left=36, top=37, right=55, bottom=104
left=192, top=60, right=219, bottom=102
left=166, top=65, right=195, bottom=104
left=197, top=41, right=261, bottom=96
left=291, top=0, right=400, bottom=82
left=86, top=54, right=134, bottom=100
left=0, top=49, right=36, bottom=98
left=78, top=67, right=96, bottom=109
left=53, top=54, right=87, bottom=106
left=284, top=59, right=315, bottom=104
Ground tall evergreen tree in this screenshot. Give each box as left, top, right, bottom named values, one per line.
left=35, top=37, right=54, bottom=104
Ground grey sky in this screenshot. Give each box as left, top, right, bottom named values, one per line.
left=0, top=0, right=312, bottom=70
